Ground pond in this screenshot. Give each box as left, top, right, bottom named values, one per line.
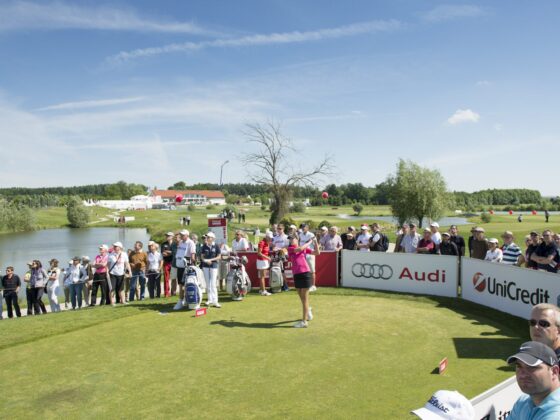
left=0, top=227, right=150, bottom=298
left=337, top=214, right=473, bottom=227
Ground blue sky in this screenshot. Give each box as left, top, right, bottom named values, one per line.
left=1, top=1, right=559, bottom=195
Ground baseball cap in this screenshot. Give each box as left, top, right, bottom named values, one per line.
left=348, top=226, right=356, bottom=231
left=265, top=232, right=273, bottom=239
left=430, top=222, right=440, bottom=228
left=411, top=390, right=474, bottom=420
left=412, top=390, right=475, bottom=420
left=424, top=228, right=431, bottom=233
left=72, top=256, right=80, bottom=261
left=289, top=224, right=297, bottom=230
left=81, top=256, right=90, bottom=261
left=99, top=244, right=109, bottom=251
left=530, top=231, right=539, bottom=236
left=502, top=231, right=513, bottom=238
left=507, top=341, right=558, bottom=367
left=206, top=232, right=216, bottom=238
left=360, top=225, right=368, bottom=230
left=441, top=232, right=450, bottom=237
left=474, top=227, right=485, bottom=233
left=113, top=241, right=123, bottom=248
left=180, top=229, right=189, bottom=236
left=166, top=232, right=174, bottom=237
left=321, top=226, right=328, bottom=231
left=488, top=238, right=499, bottom=244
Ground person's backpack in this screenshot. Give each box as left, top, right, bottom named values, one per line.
left=370, top=232, right=389, bottom=252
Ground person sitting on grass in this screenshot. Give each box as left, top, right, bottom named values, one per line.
left=287, top=235, right=320, bottom=328
left=506, top=341, right=560, bottom=419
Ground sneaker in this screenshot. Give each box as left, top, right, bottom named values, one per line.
left=259, top=290, right=271, bottom=296
left=309, top=285, right=317, bottom=292
left=307, top=307, right=313, bottom=321
left=214, top=303, right=222, bottom=308
left=205, top=301, right=211, bottom=306
left=294, top=320, right=308, bottom=328
left=173, top=300, right=183, bottom=311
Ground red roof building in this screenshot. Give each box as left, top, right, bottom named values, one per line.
left=150, top=189, right=226, bottom=205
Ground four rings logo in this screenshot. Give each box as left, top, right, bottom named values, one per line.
left=352, top=263, right=393, bottom=280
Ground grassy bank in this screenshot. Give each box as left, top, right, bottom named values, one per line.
left=0, top=288, right=526, bottom=418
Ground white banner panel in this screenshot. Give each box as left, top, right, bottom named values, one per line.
left=341, top=250, right=458, bottom=297
left=461, top=258, right=560, bottom=319
left=470, top=376, right=521, bottom=420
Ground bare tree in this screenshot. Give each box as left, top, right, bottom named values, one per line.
left=242, top=121, right=334, bottom=224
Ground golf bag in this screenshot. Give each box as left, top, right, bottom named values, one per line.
left=226, top=256, right=251, bottom=301
left=269, top=250, right=285, bottom=293
left=183, top=264, right=204, bottom=310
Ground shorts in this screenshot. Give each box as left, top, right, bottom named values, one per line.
left=177, top=267, right=186, bottom=286
left=170, top=267, right=178, bottom=280
left=306, top=254, right=316, bottom=273
left=256, top=259, right=270, bottom=270
left=293, top=272, right=312, bottom=289
left=110, top=275, right=125, bottom=292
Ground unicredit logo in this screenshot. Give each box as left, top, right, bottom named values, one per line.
left=472, top=272, right=550, bottom=305
left=352, top=263, right=393, bottom=280
left=473, top=272, right=486, bottom=292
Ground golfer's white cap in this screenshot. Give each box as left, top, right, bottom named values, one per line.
left=206, top=232, right=216, bottom=238
left=99, top=244, right=109, bottom=251
left=430, top=222, right=440, bottom=228
left=180, top=229, right=189, bottom=236
left=412, top=390, right=474, bottom=420
left=113, top=241, right=123, bottom=248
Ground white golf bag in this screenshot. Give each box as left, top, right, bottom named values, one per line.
left=225, top=256, right=251, bottom=301
left=174, top=264, right=205, bottom=311
left=269, top=251, right=285, bottom=293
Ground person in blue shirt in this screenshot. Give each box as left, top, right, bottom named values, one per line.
left=507, top=341, right=560, bottom=419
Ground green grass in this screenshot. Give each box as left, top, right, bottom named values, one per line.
left=0, top=288, right=526, bottom=418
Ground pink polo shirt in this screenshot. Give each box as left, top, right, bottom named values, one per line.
left=287, top=246, right=312, bottom=275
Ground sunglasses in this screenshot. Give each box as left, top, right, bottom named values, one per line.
left=529, top=319, right=552, bottom=328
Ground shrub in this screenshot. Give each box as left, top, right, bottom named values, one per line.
left=206, top=204, right=215, bottom=210
left=261, top=205, right=267, bottom=211
left=318, top=220, right=332, bottom=229
left=67, top=197, right=89, bottom=228
left=480, top=212, right=492, bottom=223
left=290, top=202, right=306, bottom=213
left=187, top=205, right=195, bottom=212
left=352, top=203, right=364, bottom=216
left=278, top=216, right=296, bottom=229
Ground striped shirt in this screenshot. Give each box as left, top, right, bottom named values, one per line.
left=501, top=243, right=521, bottom=265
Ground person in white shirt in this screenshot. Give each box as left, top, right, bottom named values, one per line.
left=356, top=225, right=372, bottom=252
left=108, top=241, right=131, bottom=305
left=147, top=241, right=163, bottom=298
left=232, top=231, right=250, bottom=253
left=430, top=222, right=442, bottom=252
left=46, top=258, right=61, bottom=312
left=485, top=238, right=503, bottom=262
left=299, top=223, right=317, bottom=291
left=64, top=257, right=84, bottom=310
left=272, top=224, right=290, bottom=291
left=174, top=229, right=196, bottom=302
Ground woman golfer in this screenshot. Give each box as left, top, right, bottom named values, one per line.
left=287, top=235, right=320, bottom=328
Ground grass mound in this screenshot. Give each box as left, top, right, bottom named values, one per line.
left=0, top=288, right=526, bottom=418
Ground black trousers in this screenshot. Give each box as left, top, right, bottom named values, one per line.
left=147, top=271, right=161, bottom=298
left=4, top=291, right=21, bottom=318
left=90, top=272, right=108, bottom=305
left=31, top=287, right=47, bottom=315
left=26, top=288, right=34, bottom=315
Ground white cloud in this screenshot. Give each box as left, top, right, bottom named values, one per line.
left=36, top=97, right=145, bottom=112
left=107, top=19, right=403, bottom=63
left=422, top=4, right=484, bottom=23
left=493, top=123, right=503, bottom=131
left=476, top=80, right=491, bottom=87
left=0, top=1, right=216, bottom=35
left=447, top=109, right=480, bottom=125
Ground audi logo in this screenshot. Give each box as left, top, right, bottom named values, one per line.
left=351, top=263, right=393, bottom=280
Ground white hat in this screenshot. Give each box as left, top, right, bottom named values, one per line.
left=430, top=222, right=440, bottom=228
left=206, top=232, right=216, bottom=238
left=289, top=224, right=297, bottom=229
left=360, top=225, right=368, bottom=230
left=148, top=240, right=156, bottom=246
left=99, top=244, right=109, bottom=251
left=321, top=226, right=328, bottom=231
left=81, top=256, right=90, bottom=261
left=412, top=390, right=474, bottom=420
left=488, top=238, right=499, bottom=244
left=113, top=241, right=123, bottom=248
left=265, top=232, right=273, bottom=239
left=166, top=232, right=174, bottom=237
left=180, top=229, right=189, bottom=236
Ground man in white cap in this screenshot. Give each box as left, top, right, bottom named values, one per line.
left=108, top=241, right=131, bottom=304
left=92, top=244, right=110, bottom=306
left=173, top=229, right=196, bottom=309
left=507, top=341, right=560, bottom=418
left=356, top=225, right=371, bottom=252
left=411, top=390, right=474, bottom=419
left=430, top=222, right=442, bottom=253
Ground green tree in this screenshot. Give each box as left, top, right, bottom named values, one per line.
left=387, top=159, right=450, bottom=228
left=168, top=181, right=187, bottom=190
left=67, top=196, right=90, bottom=228
left=352, top=203, right=364, bottom=216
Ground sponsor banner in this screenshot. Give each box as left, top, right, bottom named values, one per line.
left=237, top=251, right=338, bottom=288
left=341, top=250, right=458, bottom=297
left=470, top=375, right=521, bottom=420
left=207, top=217, right=227, bottom=245
left=461, top=258, right=560, bottom=319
